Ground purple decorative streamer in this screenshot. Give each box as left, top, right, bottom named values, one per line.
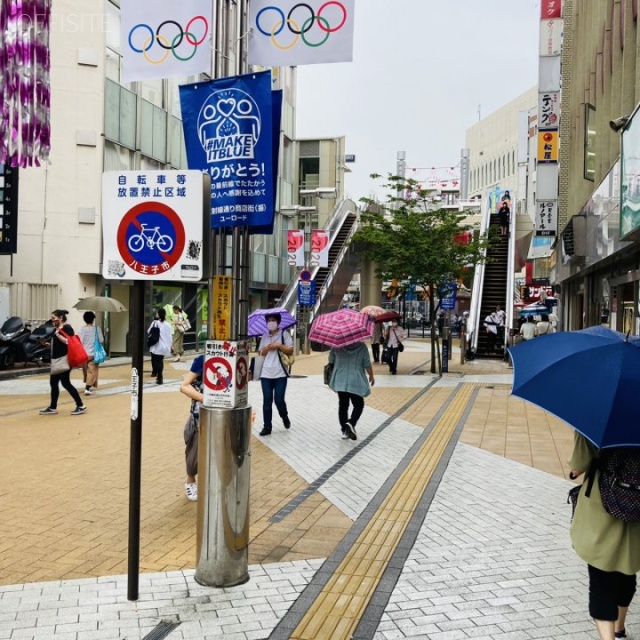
left=0, top=0, right=51, bottom=166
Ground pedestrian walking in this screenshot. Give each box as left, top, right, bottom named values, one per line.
left=519, top=316, right=536, bottom=341
left=39, top=309, right=87, bottom=416
left=256, top=312, right=294, bottom=436
left=371, top=321, right=383, bottom=363
left=78, top=311, right=104, bottom=395
left=568, top=432, right=640, bottom=640
left=384, top=320, right=406, bottom=374
left=327, top=341, right=375, bottom=441
left=536, top=313, right=553, bottom=336
left=171, top=305, right=186, bottom=362
left=148, top=308, right=172, bottom=385
left=180, top=354, right=204, bottom=502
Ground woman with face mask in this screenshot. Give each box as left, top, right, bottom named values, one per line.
left=255, top=312, right=294, bottom=436
left=384, top=320, right=407, bottom=375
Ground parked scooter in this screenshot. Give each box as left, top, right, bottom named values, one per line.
left=0, top=317, right=55, bottom=370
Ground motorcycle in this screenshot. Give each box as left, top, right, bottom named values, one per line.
left=0, top=317, right=55, bottom=370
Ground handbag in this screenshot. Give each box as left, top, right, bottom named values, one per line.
left=59, top=330, right=89, bottom=368
left=323, top=362, right=334, bottom=385
left=50, top=354, right=70, bottom=375
left=176, top=323, right=185, bottom=334
left=393, top=329, right=405, bottom=352
left=279, top=333, right=295, bottom=367
left=93, top=327, right=107, bottom=365
left=182, top=316, right=191, bottom=331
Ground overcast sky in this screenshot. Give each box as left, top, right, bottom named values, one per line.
left=295, top=0, right=541, bottom=202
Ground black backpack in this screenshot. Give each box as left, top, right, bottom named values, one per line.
left=584, top=447, right=640, bottom=523
left=147, top=323, right=160, bottom=347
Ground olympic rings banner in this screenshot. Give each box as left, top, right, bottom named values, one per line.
left=121, top=0, right=213, bottom=82
left=248, top=0, right=355, bottom=67
left=179, top=71, right=275, bottom=230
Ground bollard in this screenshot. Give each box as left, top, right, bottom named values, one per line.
left=195, top=405, right=252, bottom=587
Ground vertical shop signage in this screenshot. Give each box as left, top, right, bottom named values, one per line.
left=0, top=164, right=18, bottom=254
left=213, top=275, right=232, bottom=340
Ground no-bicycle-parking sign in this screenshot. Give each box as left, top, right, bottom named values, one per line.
left=102, top=170, right=205, bottom=281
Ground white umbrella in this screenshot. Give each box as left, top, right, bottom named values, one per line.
left=73, top=296, right=128, bottom=313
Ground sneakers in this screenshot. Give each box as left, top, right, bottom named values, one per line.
left=341, top=429, right=349, bottom=439
left=71, top=406, right=87, bottom=416
left=185, top=482, right=198, bottom=501
left=344, top=421, right=357, bottom=441
left=39, top=407, right=58, bottom=415
left=84, top=388, right=93, bottom=396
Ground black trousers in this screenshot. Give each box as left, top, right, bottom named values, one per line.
left=337, top=391, right=364, bottom=430
left=588, top=564, right=637, bottom=621
left=151, top=353, right=164, bottom=379
left=371, top=343, right=380, bottom=362
left=50, top=371, right=83, bottom=409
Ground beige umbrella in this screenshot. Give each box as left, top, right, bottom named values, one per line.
left=73, top=296, right=128, bottom=313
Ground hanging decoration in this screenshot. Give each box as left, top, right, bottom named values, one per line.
left=0, top=0, right=52, bottom=167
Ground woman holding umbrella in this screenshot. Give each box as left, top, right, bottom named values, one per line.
left=327, top=341, right=375, bottom=441
left=384, top=317, right=407, bottom=375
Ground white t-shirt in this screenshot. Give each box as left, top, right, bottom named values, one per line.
left=258, top=330, right=293, bottom=379
left=149, top=320, right=172, bottom=356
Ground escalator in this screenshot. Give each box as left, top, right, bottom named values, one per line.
left=475, top=217, right=509, bottom=357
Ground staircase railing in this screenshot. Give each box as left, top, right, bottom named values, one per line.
left=278, top=198, right=358, bottom=314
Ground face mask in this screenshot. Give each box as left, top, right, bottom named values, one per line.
left=267, top=321, right=278, bottom=331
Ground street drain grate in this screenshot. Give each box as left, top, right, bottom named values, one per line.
left=142, top=621, right=181, bottom=640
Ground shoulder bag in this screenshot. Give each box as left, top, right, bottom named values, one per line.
left=279, top=332, right=295, bottom=367
left=50, top=354, right=70, bottom=375
left=93, top=327, right=107, bottom=364
left=147, top=322, right=160, bottom=347
left=393, top=329, right=405, bottom=352
left=59, top=330, right=89, bottom=368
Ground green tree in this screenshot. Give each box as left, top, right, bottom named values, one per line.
left=353, top=173, right=489, bottom=374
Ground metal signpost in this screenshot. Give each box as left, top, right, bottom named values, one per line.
left=101, top=170, right=206, bottom=600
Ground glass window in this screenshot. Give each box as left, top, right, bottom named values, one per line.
left=105, top=2, right=120, bottom=51
left=105, top=47, right=120, bottom=83
left=141, top=79, right=164, bottom=108
left=104, top=80, right=120, bottom=141
left=104, top=140, right=134, bottom=171
left=120, top=87, right=137, bottom=149
left=300, top=157, right=320, bottom=190
left=140, top=100, right=153, bottom=157
left=153, top=106, right=167, bottom=162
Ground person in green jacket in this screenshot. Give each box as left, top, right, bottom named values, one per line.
left=569, top=432, right=640, bottom=640
left=328, top=341, right=375, bottom=441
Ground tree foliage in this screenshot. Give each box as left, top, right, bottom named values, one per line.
left=353, top=173, right=490, bottom=373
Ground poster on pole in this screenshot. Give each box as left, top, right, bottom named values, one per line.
left=179, top=71, right=274, bottom=230
left=202, top=340, right=250, bottom=409
left=287, top=229, right=304, bottom=266
left=121, top=0, right=213, bottom=82
left=102, top=171, right=204, bottom=281
left=310, top=230, right=329, bottom=268
left=213, top=276, right=232, bottom=340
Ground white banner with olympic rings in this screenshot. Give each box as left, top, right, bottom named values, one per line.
left=248, top=0, right=355, bottom=66
left=121, top=0, right=213, bottom=82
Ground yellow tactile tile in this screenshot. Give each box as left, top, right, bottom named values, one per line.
left=290, top=384, right=476, bottom=640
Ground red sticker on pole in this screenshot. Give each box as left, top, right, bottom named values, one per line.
left=202, top=341, right=251, bottom=408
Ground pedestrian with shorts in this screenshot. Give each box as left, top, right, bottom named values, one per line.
left=78, top=311, right=103, bottom=395
left=180, top=354, right=203, bottom=501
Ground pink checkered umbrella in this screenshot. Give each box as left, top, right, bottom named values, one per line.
left=309, top=308, right=374, bottom=348
left=360, top=305, right=386, bottom=318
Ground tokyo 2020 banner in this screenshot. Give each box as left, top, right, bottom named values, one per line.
left=121, top=0, right=213, bottom=82
left=179, top=71, right=275, bottom=230
left=248, top=0, right=355, bottom=67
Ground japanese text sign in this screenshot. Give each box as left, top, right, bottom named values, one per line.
left=179, top=71, right=275, bottom=230
left=537, top=131, right=559, bottom=163
left=202, top=340, right=250, bottom=409
left=287, top=229, right=304, bottom=266
left=102, top=171, right=204, bottom=281
left=538, top=92, right=560, bottom=129
left=536, top=201, right=557, bottom=237
left=541, top=0, right=562, bottom=19
left=213, top=275, right=231, bottom=340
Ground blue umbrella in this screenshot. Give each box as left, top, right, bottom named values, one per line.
left=510, top=326, right=640, bottom=449
left=247, top=307, right=296, bottom=337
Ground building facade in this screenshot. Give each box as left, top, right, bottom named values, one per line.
left=556, top=0, right=640, bottom=334
left=0, top=0, right=302, bottom=354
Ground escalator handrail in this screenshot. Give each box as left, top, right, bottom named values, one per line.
left=279, top=198, right=357, bottom=314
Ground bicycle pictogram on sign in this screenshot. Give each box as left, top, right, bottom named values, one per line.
left=117, top=201, right=186, bottom=276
